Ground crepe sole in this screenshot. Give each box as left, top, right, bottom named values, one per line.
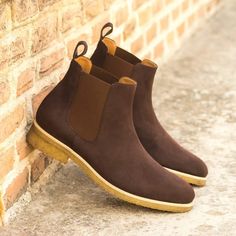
left=27, top=121, right=193, bottom=213
left=165, top=168, right=207, bottom=186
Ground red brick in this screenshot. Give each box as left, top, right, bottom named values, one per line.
left=11, top=35, right=27, bottom=63
left=38, top=0, right=57, bottom=10
left=123, top=18, right=136, bottom=41
left=139, top=5, right=153, bottom=26
left=0, top=42, right=10, bottom=69
left=147, top=23, right=157, bottom=42
left=182, top=0, right=189, bottom=12
left=17, top=67, right=35, bottom=96
left=0, top=196, right=3, bottom=223
left=177, top=22, right=186, bottom=38
left=32, top=86, right=54, bottom=116
left=0, top=2, right=11, bottom=33
left=3, top=168, right=29, bottom=209
left=0, top=80, right=10, bottom=105
left=104, top=0, right=114, bottom=10
left=16, top=136, right=33, bottom=160
left=31, top=15, right=58, bottom=54
left=154, top=41, right=164, bottom=58
left=0, top=147, right=15, bottom=181
left=1, top=33, right=28, bottom=67
left=160, top=15, right=169, bottom=32
left=165, top=0, right=172, bottom=5
left=0, top=105, right=25, bottom=143
left=84, top=0, right=103, bottom=20
left=154, top=0, right=163, bottom=13
left=131, top=35, right=144, bottom=54
left=39, top=49, right=64, bottom=76
left=61, top=5, right=82, bottom=33
left=172, top=6, right=180, bottom=20
left=132, top=0, right=144, bottom=10
left=115, top=5, right=129, bottom=27
left=11, top=0, right=38, bottom=23
left=30, top=154, right=47, bottom=183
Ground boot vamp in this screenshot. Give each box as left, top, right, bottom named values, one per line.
left=134, top=113, right=208, bottom=178
left=72, top=131, right=194, bottom=204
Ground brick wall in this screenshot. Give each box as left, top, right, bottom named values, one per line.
left=0, top=0, right=220, bottom=224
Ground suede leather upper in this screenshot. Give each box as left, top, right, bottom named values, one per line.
left=90, top=39, right=208, bottom=178
left=36, top=59, right=195, bottom=204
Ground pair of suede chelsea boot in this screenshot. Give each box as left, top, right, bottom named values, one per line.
left=27, top=23, right=208, bottom=213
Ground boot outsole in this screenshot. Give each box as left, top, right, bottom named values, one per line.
left=165, top=168, right=207, bottom=186
left=27, top=121, right=193, bottom=213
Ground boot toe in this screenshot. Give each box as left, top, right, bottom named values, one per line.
left=168, top=174, right=195, bottom=204
left=177, top=179, right=195, bottom=204
left=189, top=154, right=208, bottom=178
left=150, top=168, right=195, bottom=205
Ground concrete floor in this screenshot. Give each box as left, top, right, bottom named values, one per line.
left=1, top=1, right=236, bottom=235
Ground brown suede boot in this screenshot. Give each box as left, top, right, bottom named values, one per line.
left=90, top=23, right=208, bottom=186
left=27, top=41, right=194, bottom=212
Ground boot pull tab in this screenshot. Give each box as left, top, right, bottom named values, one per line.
left=100, top=22, right=113, bottom=40
left=73, top=41, right=88, bottom=59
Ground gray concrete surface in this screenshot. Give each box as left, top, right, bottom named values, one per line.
left=1, top=1, right=236, bottom=235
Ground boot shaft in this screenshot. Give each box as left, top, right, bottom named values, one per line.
left=36, top=43, right=137, bottom=145
left=91, top=32, right=158, bottom=125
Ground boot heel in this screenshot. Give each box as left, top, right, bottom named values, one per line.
left=27, top=122, right=69, bottom=164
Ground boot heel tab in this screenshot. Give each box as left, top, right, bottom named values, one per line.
left=102, top=37, right=117, bottom=56
left=141, top=59, right=158, bottom=68
left=119, top=77, right=137, bottom=85
left=75, top=56, right=92, bottom=74
left=73, top=41, right=88, bottom=59
left=100, top=22, right=113, bottom=40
